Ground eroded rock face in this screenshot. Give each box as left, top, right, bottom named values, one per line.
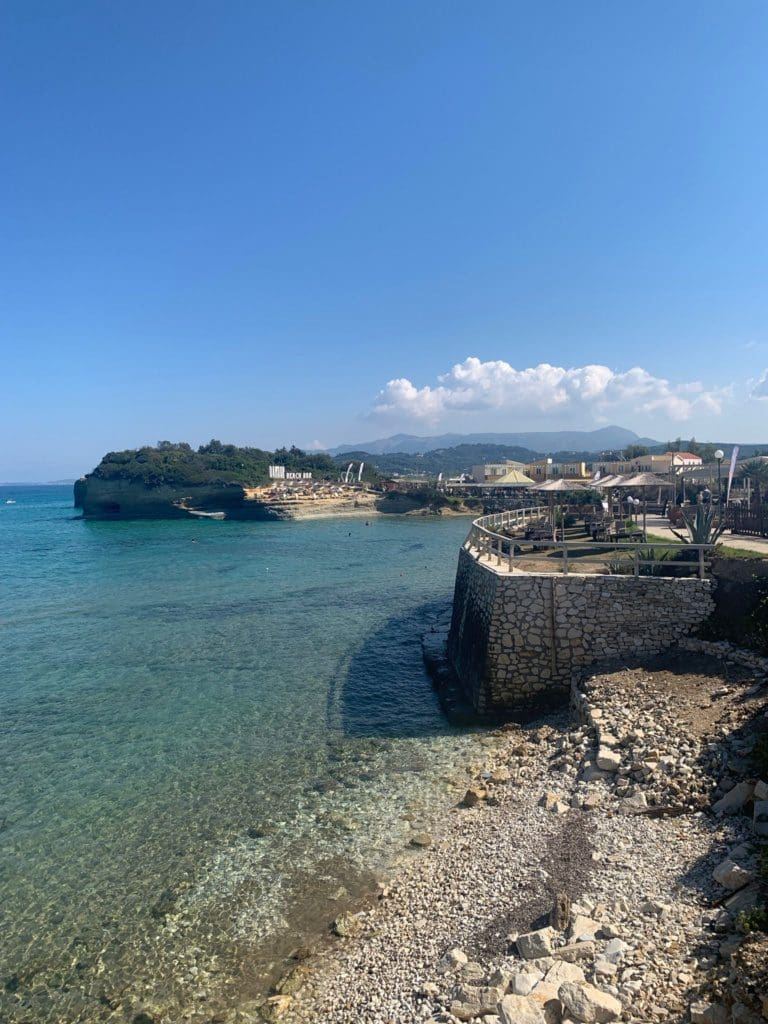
left=75, top=477, right=262, bottom=520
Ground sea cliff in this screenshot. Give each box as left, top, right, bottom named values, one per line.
left=74, top=476, right=381, bottom=521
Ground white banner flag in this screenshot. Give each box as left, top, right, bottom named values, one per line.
left=726, top=446, right=740, bottom=503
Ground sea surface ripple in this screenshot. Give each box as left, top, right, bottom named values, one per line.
left=0, top=486, right=481, bottom=1022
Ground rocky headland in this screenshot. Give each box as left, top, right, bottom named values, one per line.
left=73, top=476, right=478, bottom=521
left=74, top=475, right=385, bottom=521
left=242, top=641, right=768, bottom=1024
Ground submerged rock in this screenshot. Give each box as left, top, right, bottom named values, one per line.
left=149, top=888, right=178, bottom=921
left=331, top=912, right=362, bottom=938
left=409, top=832, right=433, bottom=848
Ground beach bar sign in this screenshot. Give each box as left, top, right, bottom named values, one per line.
left=269, top=466, right=312, bottom=480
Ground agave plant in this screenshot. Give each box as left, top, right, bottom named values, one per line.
left=635, top=547, right=671, bottom=576
left=670, top=502, right=725, bottom=545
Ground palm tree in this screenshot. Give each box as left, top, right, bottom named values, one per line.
left=741, top=459, right=768, bottom=535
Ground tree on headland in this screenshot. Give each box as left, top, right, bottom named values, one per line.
left=198, top=439, right=226, bottom=454
left=157, top=440, right=191, bottom=451
left=90, top=441, right=334, bottom=488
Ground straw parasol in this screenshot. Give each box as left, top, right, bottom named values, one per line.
left=532, top=479, right=588, bottom=538
left=492, top=469, right=536, bottom=487
left=619, top=472, right=673, bottom=536
left=622, top=472, right=671, bottom=488
left=532, top=478, right=589, bottom=492
left=591, top=474, right=624, bottom=489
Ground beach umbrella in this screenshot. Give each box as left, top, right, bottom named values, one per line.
left=532, top=479, right=588, bottom=492
left=622, top=472, right=670, bottom=488
left=532, top=479, right=588, bottom=538
left=591, top=474, right=623, bottom=489
left=492, top=469, right=536, bottom=487
left=620, top=473, right=673, bottom=536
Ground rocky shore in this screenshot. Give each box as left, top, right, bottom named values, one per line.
left=248, top=643, right=768, bottom=1024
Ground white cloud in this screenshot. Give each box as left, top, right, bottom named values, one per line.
left=751, top=370, right=768, bottom=400
left=370, top=357, right=726, bottom=425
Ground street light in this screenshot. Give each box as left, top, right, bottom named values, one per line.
left=625, top=494, right=635, bottom=524
left=714, top=449, right=725, bottom=506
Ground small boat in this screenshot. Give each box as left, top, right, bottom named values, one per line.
left=5, top=499, right=15, bottom=504
left=186, top=509, right=226, bottom=520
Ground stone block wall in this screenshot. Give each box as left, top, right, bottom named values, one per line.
left=447, top=548, right=716, bottom=713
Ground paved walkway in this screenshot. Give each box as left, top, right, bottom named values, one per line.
left=644, top=513, right=768, bottom=556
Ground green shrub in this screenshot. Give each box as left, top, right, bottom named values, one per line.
left=737, top=907, right=768, bottom=934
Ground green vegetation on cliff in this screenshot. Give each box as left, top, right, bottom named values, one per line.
left=90, top=441, right=337, bottom=488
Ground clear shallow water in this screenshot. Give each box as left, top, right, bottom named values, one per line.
left=0, top=486, right=482, bottom=1022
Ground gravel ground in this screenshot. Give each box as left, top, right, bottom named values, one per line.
left=253, top=645, right=768, bottom=1024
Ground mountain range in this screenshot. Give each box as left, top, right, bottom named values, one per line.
left=329, top=425, right=659, bottom=457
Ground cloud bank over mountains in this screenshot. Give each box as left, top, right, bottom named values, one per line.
left=370, top=357, right=729, bottom=428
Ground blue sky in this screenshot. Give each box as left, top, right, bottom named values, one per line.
left=3, top=1, right=768, bottom=479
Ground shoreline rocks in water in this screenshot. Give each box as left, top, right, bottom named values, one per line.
left=268, top=644, right=768, bottom=1024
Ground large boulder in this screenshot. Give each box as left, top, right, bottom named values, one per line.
left=595, top=747, right=621, bottom=772
left=510, top=970, right=544, bottom=996
left=712, top=857, right=756, bottom=891
left=497, top=994, right=547, bottom=1024
left=517, top=927, right=557, bottom=959
left=557, top=981, right=623, bottom=1023
left=712, top=781, right=755, bottom=814
left=545, top=961, right=585, bottom=986
left=554, top=941, right=596, bottom=962
left=451, top=985, right=505, bottom=1020
left=567, top=915, right=602, bottom=942
left=437, top=947, right=468, bottom=973
left=529, top=982, right=564, bottom=1024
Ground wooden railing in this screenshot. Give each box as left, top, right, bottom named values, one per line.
left=463, top=507, right=715, bottom=579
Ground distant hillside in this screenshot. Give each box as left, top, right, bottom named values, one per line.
left=329, top=425, right=659, bottom=456
left=333, top=444, right=538, bottom=478
left=333, top=438, right=768, bottom=479
left=647, top=442, right=767, bottom=460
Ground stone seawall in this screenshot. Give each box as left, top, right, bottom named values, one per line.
left=447, top=547, right=716, bottom=713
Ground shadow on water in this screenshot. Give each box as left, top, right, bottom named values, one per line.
left=328, top=599, right=461, bottom=739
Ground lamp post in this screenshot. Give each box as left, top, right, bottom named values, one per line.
left=633, top=496, right=643, bottom=537
left=545, top=458, right=554, bottom=534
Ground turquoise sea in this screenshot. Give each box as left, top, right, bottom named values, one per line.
left=0, top=486, right=482, bottom=1023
